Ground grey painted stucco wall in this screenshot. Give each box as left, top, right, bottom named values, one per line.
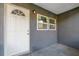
left=0, top=3, right=4, bottom=56
left=58, top=7, right=79, bottom=49
left=30, top=4, right=57, bottom=52
left=12, top=3, right=57, bottom=52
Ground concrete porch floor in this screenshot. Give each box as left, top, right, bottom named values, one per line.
left=23, top=43, right=79, bottom=56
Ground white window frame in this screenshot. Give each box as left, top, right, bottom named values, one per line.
left=37, top=13, right=56, bottom=30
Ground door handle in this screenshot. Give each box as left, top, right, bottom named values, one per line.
left=27, top=32, right=29, bottom=35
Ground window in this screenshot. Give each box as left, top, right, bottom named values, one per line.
left=48, top=17, right=56, bottom=30
left=37, top=14, right=56, bottom=30
left=37, top=14, right=48, bottom=30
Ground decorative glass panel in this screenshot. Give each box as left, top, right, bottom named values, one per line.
left=11, top=9, right=25, bottom=16
left=49, top=19, right=55, bottom=24
left=38, top=23, right=47, bottom=29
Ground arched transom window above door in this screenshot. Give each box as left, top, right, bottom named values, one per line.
left=11, top=9, right=25, bottom=16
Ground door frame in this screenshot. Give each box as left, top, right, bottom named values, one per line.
left=4, top=3, right=30, bottom=56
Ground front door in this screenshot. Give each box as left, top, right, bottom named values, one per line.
left=4, top=4, right=30, bottom=56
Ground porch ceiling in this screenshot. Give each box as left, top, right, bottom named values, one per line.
left=34, top=3, right=79, bottom=14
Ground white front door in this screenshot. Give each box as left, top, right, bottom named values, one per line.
left=4, top=4, right=30, bottom=56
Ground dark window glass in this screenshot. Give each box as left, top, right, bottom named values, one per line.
left=38, top=23, right=47, bottom=29
left=49, top=19, right=55, bottom=24
left=49, top=25, right=55, bottom=29
left=41, top=16, right=47, bottom=23
left=38, top=15, right=47, bottom=23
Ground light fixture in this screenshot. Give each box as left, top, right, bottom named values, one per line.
left=32, top=9, right=36, bottom=14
